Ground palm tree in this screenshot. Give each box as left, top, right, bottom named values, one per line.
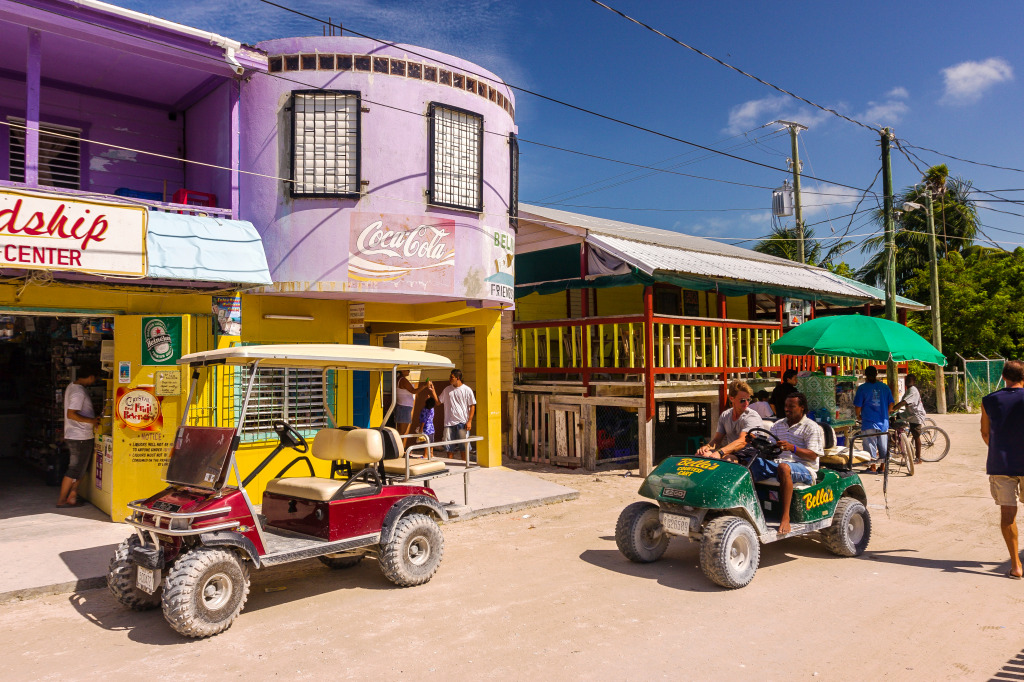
left=856, top=165, right=979, bottom=293
left=753, top=223, right=853, bottom=269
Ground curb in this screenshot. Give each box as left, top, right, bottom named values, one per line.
left=443, top=491, right=581, bottom=522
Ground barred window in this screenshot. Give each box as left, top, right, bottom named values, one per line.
left=428, top=104, right=483, bottom=212
left=8, top=117, right=81, bottom=190
left=291, top=90, right=360, bottom=197
left=234, top=367, right=334, bottom=440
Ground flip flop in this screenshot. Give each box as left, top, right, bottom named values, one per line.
left=1006, top=571, right=1023, bottom=580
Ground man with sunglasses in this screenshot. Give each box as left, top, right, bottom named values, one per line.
left=697, top=380, right=764, bottom=459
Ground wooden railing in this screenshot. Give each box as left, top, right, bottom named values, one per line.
left=514, top=314, right=893, bottom=380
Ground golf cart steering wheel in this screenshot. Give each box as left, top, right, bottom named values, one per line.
left=273, top=420, right=309, bottom=453
left=743, top=427, right=781, bottom=468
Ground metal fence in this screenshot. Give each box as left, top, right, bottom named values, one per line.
left=961, top=355, right=1004, bottom=412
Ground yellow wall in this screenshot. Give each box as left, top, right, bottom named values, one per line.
left=596, top=284, right=643, bottom=316
left=515, top=291, right=567, bottom=322
left=726, top=295, right=750, bottom=320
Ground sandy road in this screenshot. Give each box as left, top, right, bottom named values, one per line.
left=2, top=414, right=1021, bottom=681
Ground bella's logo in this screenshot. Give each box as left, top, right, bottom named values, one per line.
left=802, top=488, right=834, bottom=510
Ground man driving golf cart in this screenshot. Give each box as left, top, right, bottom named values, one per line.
left=696, top=380, right=763, bottom=459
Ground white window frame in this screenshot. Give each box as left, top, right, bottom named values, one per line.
left=7, top=117, right=82, bottom=190
left=291, top=90, right=361, bottom=198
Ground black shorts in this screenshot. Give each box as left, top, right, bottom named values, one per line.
left=908, top=422, right=922, bottom=436
left=65, top=439, right=94, bottom=479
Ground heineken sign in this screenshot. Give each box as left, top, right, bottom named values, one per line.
left=141, top=316, right=181, bottom=366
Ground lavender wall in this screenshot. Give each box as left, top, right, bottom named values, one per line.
left=240, top=37, right=517, bottom=305
left=184, top=80, right=232, bottom=209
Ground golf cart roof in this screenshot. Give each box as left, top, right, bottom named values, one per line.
left=179, top=344, right=456, bottom=371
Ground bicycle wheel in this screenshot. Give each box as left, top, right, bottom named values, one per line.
left=919, top=426, right=951, bottom=462
left=901, top=432, right=915, bottom=476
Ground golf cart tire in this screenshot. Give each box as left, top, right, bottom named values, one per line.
left=162, top=547, right=250, bottom=638
left=700, top=516, right=760, bottom=589
left=379, top=513, right=444, bottom=587
left=319, top=553, right=363, bottom=569
left=107, top=536, right=162, bottom=611
left=615, top=501, right=669, bottom=563
left=821, top=497, right=871, bottom=557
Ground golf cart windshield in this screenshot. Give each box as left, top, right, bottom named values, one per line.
left=164, top=426, right=236, bottom=489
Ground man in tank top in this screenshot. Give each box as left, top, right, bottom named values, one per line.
left=981, top=359, right=1024, bottom=579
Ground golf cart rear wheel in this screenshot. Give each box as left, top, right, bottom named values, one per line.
left=107, top=535, right=162, bottom=611
left=162, top=547, right=250, bottom=638
left=700, top=516, right=760, bottom=589
left=615, top=501, right=669, bottom=563
left=379, top=513, right=444, bottom=587
left=821, top=497, right=871, bottom=557
left=319, top=553, right=362, bottom=569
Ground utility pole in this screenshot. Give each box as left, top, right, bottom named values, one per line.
left=881, top=128, right=899, bottom=395
left=776, top=120, right=808, bottom=263
left=924, top=191, right=947, bottom=413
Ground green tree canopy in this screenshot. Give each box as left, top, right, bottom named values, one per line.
left=857, top=165, right=980, bottom=294
left=753, top=223, right=853, bottom=269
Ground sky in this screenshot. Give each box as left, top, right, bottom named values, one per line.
left=123, top=0, right=1024, bottom=269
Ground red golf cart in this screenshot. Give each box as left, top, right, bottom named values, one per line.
left=107, top=344, right=478, bottom=638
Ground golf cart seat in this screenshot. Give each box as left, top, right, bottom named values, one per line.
left=265, top=428, right=383, bottom=502
left=379, top=427, right=446, bottom=477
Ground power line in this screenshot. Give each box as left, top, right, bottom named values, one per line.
left=585, top=0, right=882, bottom=135
left=902, top=142, right=1024, bottom=174
left=530, top=198, right=865, bottom=213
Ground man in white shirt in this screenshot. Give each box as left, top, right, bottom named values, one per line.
left=750, top=390, right=775, bottom=419
left=697, top=380, right=764, bottom=459
left=58, top=363, right=102, bottom=508
left=751, top=392, right=823, bottom=534
left=893, top=374, right=927, bottom=463
left=429, top=369, right=476, bottom=463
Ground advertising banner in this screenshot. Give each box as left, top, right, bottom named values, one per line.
left=141, top=316, right=181, bottom=366
left=0, top=188, right=146, bottom=276
left=115, top=386, right=163, bottom=432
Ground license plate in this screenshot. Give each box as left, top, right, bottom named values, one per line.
left=660, top=512, right=690, bottom=536
left=136, top=566, right=156, bottom=594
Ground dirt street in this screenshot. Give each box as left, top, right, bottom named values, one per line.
left=2, top=414, right=1021, bottom=680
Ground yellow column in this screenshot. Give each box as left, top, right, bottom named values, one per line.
left=474, top=309, right=502, bottom=467
left=369, top=333, right=384, bottom=427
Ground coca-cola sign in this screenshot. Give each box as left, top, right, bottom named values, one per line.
left=0, top=188, right=146, bottom=276
left=349, top=213, right=455, bottom=292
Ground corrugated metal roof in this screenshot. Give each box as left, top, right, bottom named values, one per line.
left=588, top=233, right=870, bottom=300
left=833, top=274, right=927, bottom=310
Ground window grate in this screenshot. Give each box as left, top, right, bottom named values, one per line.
left=291, top=91, right=360, bottom=197
left=227, top=366, right=334, bottom=440
left=428, top=104, right=483, bottom=212
left=8, top=117, right=81, bottom=190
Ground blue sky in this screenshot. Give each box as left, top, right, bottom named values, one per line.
left=125, top=0, right=1024, bottom=268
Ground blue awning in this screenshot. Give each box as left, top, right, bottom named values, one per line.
left=146, top=212, right=272, bottom=285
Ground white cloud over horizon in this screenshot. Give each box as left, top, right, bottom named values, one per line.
left=726, top=87, right=911, bottom=135
left=941, top=57, right=1014, bottom=103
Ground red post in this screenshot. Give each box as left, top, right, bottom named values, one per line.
left=718, top=293, right=728, bottom=411
left=580, top=243, right=590, bottom=393
left=899, top=308, right=907, bottom=325
left=776, top=296, right=785, bottom=379
left=747, top=293, right=757, bottom=320
left=643, top=285, right=655, bottom=421
left=864, top=304, right=871, bottom=317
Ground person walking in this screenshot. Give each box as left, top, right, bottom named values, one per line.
left=855, top=365, right=894, bottom=473
left=892, top=374, right=927, bottom=463
left=58, top=362, right=102, bottom=508
left=980, top=360, right=1024, bottom=579
left=429, top=369, right=476, bottom=463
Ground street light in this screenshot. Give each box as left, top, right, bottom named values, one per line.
left=901, top=193, right=947, bottom=413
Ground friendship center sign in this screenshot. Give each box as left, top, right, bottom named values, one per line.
left=0, top=188, right=147, bottom=277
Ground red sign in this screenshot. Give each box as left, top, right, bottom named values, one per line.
left=115, top=386, right=163, bottom=432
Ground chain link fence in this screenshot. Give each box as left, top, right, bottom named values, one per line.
left=595, top=405, right=639, bottom=465
left=962, top=356, right=1004, bottom=412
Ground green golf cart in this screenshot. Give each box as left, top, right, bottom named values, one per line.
left=615, top=428, right=870, bottom=588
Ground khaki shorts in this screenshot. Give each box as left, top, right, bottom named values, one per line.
left=989, top=475, right=1024, bottom=506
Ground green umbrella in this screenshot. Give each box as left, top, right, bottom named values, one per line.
left=770, top=315, right=945, bottom=365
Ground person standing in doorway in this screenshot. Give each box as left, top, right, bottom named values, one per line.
left=855, top=365, right=895, bottom=473
left=395, top=369, right=431, bottom=436
left=58, top=362, right=102, bottom=508
left=980, top=360, right=1024, bottom=579
left=770, top=369, right=799, bottom=418
left=429, top=369, right=476, bottom=463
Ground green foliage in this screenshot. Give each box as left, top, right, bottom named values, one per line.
left=753, top=224, right=853, bottom=268
left=824, top=261, right=857, bottom=278
left=858, top=166, right=979, bottom=294
left=905, top=247, right=1024, bottom=364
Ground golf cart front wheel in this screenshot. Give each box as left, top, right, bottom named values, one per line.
left=379, top=513, right=444, bottom=587
left=821, top=497, right=871, bottom=557
left=615, top=501, right=669, bottom=563
left=700, top=516, right=760, bottom=589
left=161, top=547, right=250, bottom=638
left=107, top=535, right=162, bottom=611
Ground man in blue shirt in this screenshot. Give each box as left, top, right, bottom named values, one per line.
left=854, top=365, right=894, bottom=473
left=981, top=360, right=1024, bottom=579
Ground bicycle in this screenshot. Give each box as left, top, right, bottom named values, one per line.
left=918, top=424, right=951, bottom=462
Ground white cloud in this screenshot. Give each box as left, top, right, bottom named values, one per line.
left=800, top=184, right=861, bottom=220
left=886, top=86, right=910, bottom=99
left=859, top=98, right=909, bottom=126
left=722, top=96, right=830, bottom=135
left=941, top=57, right=1014, bottom=103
